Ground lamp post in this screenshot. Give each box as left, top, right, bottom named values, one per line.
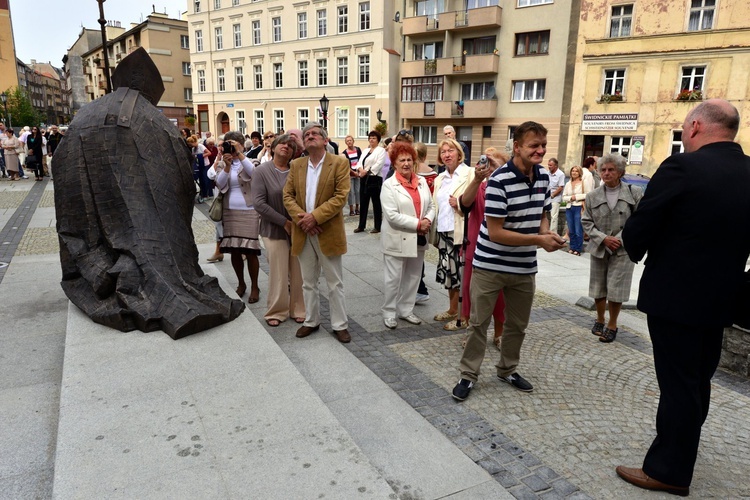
left=0, top=92, right=10, bottom=129
left=376, top=108, right=386, bottom=124
left=319, top=94, right=329, bottom=130
left=97, top=0, right=113, bottom=94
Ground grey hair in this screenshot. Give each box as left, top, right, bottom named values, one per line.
left=223, top=131, right=245, bottom=144
left=443, top=124, right=455, bottom=133
left=302, top=121, right=328, bottom=141
left=597, top=153, right=628, bottom=175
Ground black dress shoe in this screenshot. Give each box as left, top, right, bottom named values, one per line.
left=353, top=228, right=365, bottom=233
left=615, top=466, right=689, bottom=497
left=296, top=325, right=320, bottom=338
left=369, top=229, right=380, bottom=234
left=334, top=329, right=351, bottom=343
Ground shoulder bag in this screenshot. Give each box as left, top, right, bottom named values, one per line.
left=208, top=192, right=224, bottom=222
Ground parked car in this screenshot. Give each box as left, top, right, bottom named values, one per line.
left=623, top=173, right=650, bottom=192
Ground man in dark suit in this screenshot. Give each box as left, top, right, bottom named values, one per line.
left=283, top=122, right=351, bottom=343
left=619, top=99, right=750, bottom=496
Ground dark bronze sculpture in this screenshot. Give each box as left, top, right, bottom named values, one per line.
left=54, top=48, right=244, bottom=339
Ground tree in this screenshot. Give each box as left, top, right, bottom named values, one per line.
left=2, top=86, right=42, bottom=129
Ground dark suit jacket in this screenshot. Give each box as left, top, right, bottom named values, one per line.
left=282, top=152, right=350, bottom=257
left=623, top=141, right=750, bottom=327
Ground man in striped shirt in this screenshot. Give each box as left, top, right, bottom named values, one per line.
left=452, top=122, right=566, bottom=401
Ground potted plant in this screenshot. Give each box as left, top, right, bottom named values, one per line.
left=676, top=89, right=702, bottom=101
left=600, top=91, right=623, bottom=103
left=185, top=115, right=196, bottom=127
left=374, top=121, right=388, bottom=137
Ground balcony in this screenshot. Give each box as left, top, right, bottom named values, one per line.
left=403, top=5, right=502, bottom=37
left=401, top=53, right=498, bottom=78
left=85, top=85, right=94, bottom=93
left=400, top=98, right=498, bottom=120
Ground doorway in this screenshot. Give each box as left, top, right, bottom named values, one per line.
left=582, top=135, right=604, bottom=162
left=218, top=112, right=230, bottom=134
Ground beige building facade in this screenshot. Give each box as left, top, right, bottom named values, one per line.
left=186, top=0, right=400, bottom=142
left=0, top=0, right=19, bottom=96
left=79, top=13, right=193, bottom=127
left=564, top=0, right=750, bottom=176
left=400, top=0, right=578, bottom=163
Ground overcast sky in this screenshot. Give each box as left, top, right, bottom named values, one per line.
left=10, top=0, right=186, bottom=67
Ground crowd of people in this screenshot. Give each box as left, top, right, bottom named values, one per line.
left=185, top=99, right=747, bottom=497
left=0, top=123, right=63, bottom=181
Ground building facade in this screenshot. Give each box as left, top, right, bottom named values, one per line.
left=28, top=61, right=70, bottom=125
left=399, top=0, right=579, bottom=163
left=186, top=0, right=400, bottom=141
left=0, top=0, right=19, bottom=97
left=64, top=28, right=109, bottom=118
left=564, top=0, right=750, bottom=176
left=77, top=13, right=192, bottom=128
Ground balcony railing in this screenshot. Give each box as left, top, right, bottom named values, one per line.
left=403, top=6, right=502, bottom=36
left=401, top=98, right=498, bottom=120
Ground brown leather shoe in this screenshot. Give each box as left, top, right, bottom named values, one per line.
left=296, top=325, right=320, bottom=338
left=333, top=329, right=351, bottom=343
left=615, top=466, right=689, bottom=497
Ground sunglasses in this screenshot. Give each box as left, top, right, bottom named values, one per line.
left=264, top=134, right=275, bottom=139
left=397, top=129, right=412, bottom=136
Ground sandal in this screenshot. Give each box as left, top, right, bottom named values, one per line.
left=572, top=251, right=581, bottom=256
left=248, top=288, right=260, bottom=304
left=591, top=321, right=605, bottom=336
left=236, top=284, right=247, bottom=297
left=293, top=317, right=305, bottom=324
left=265, top=319, right=280, bottom=327
left=443, top=319, right=467, bottom=331
left=434, top=310, right=458, bottom=322
left=599, top=327, right=618, bottom=343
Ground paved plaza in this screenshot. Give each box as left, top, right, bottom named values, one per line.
left=1, top=178, right=749, bottom=499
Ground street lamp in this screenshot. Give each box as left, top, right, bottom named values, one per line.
left=319, top=94, right=329, bottom=130
left=376, top=108, right=386, bottom=124
left=0, top=92, right=10, bottom=129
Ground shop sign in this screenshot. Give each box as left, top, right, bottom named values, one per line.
left=582, top=113, right=638, bottom=131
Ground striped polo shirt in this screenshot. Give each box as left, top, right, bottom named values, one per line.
left=473, top=161, right=551, bottom=274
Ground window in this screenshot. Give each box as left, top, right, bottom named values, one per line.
left=511, top=79, right=545, bottom=101
left=252, top=20, right=261, bottom=45
left=337, top=107, right=349, bottom=137
left=255, top=110, right=264, bottom=135
left=401, top=76, right=444, bottom=102
left=337, top=57, right=348, bottom=85
left=317, top=59, right=328, bottom=86
left=338, top=6, right=348, bottom=33
left=359, top=2, right=371, bottom=30
left=233, top=24, right=242, bottom=47
left=254, top=65, right=262, bottom=89
left=217, top=68, right=225, bottom=91
left=414, top=42, right=443, bottom=60
left=184, top=88, right=193, bottom=101
left=671, top=131, right=684, bottom=155
left=681, top=66, right=705, bottom=91
left=237, top=111, right=246, bottom=135
left=467, top=0, right=498, bottom=7
left=413, top=126, right=438, bottom=145
left=274, top=109, right=285, bottom=132
left=603, top=69, right=626, bottom=95
left=272, top=17, right=282, bottom=42
left=233, top=0, right=239, bottom=5
left=688, top=0, right=714, bottom=31
left=214, top=0, right=221, bottom=9
left=197, top=69, right=206, bottom=92
left=195, top=30, right=203, bottom=52
left=274, top=63, right=283, bottom=88
left=461, top=81, right=495, bottom=100
left=299, top=61, right=309, bottom=87
left=181, top=35, right=189, bottom=49
left=610, top=136, right=631, bottom=157
left=215, top=27, right=223, bottom=50
left=518, top=0, right=552, bottom=6
left=235, top=66, right=244, bottom=90
left=358, top=55, right=370, bottom=84
left=415, top=0, right=442, bottom=17
left=610, top=5, right=633, bottom=37
left=462, top=36, right=496, bottom=55
left=194, top=0, right=201, bottom=13
left=299, top=108, right=309, bottom=129
left=515, top=31, right=549, bottom=56
left=298, top=12, right=308, bottom=39
left=182, top=62, right=191, bottom=75
left=356, top=107, right=369, bottom=137
left=317, top=9, right=327, bottom=36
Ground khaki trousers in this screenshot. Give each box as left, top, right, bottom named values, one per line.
left=459, top=268, right=535, bottom=381
left=297, top=235, right=348, bottom=331
left=549, top=201, right=561, bottom=235
left=262, top=236, right=305, bottom=322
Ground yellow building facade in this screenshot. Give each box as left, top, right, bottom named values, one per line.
left=564, top=0, right=750, bottom=176
left=0, top=0, right=19, bottom=96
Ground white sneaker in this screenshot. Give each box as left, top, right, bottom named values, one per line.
left=398, top=314, right=422, bottom=325
left=415, top=293, right=430, bottom=304
left=383, top=317, right=397, bottom=329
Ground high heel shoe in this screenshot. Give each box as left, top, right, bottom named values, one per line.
left=236, top=284, right=247, bottom=297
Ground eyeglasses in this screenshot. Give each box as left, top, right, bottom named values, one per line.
left=264, top=134, right=275, bottom=139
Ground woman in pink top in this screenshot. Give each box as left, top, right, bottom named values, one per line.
left=458, top=147, right=507, bottom=349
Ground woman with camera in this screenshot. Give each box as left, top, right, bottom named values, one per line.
left=214, top=131, right=262, bottom=304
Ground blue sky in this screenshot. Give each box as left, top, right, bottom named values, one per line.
left=10, top=0, right=186, bottom=67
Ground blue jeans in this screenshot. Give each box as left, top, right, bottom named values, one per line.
left=566, top=205, right=583, bottom=252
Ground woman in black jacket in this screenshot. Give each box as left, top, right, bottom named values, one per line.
left=26, top=127, right=45, bottom=181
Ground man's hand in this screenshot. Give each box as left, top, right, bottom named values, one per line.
left=603, top=236, right=622, bottom=252
left=539, top=232, right=566, bottom=252
left=297, top=212, right=320, bottom=234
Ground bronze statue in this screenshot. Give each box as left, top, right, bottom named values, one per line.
left=54, top=48, right=244, bottom=339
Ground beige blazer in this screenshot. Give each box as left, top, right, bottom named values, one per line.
left=283, top=153, right=350, bottom=257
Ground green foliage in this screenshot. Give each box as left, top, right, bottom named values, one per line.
left=374, top=121, right=388, bottom=137
left=1, top=86, right=43, bottom=129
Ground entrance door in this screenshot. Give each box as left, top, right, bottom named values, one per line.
left=582, top=135, right=604, bottom=162
left=218, top=112, right=230, bottom=134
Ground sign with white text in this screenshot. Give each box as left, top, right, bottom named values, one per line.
left=582, top=113, right=638, bottom=131
left=629, top=135, right=645, bottom=165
